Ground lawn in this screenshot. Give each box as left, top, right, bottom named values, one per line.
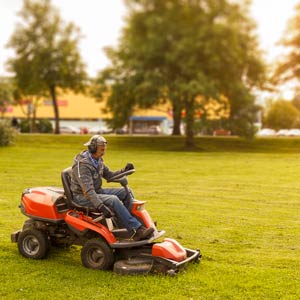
left=1, top=134, right=300, bottom=299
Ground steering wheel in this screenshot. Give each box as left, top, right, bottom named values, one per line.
left=106, top=169, right=135, bottom=183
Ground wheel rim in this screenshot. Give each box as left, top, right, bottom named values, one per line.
left=86, top=247, right=105, bottom=267
left=22, top=235, right=40, bottom=255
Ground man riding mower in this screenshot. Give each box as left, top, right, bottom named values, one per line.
left=11, top=135, right=201, bottom=275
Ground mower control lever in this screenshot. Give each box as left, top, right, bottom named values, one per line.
left=106, top=169, right=135, bottom=183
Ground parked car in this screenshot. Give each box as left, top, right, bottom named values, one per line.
left=287, top=129, right=300, bottom=136
left=88, top=125, right=112, bottom=134
left=115, top=127, right=128, bottom=134
left=148, top=125, right=161, bottom=135
left=80, top=127, right=89, bottom=134
left=213, top=129, right=231, bottom=136
left=276, top=129, right=289, bottom=136
left=59, top=125, right=80, bottom=134
left=256, top=128, right=276, bottom=136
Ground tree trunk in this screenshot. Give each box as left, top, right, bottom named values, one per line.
left=184, top=99, right=195, bottom=149
left=27, top=102, right=33, bottom=133
left=31, top=105, right=37, bottom=133
left=172, top=101, right=182, bottom=135
left=49, top=84, right=60, bottom=134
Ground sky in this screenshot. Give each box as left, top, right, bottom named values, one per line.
left=0, top=0, right=298, bottom=79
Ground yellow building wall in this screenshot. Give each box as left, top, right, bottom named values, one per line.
left=5, top=91, right=110, bottom=120
left=4, top=91, right=172, bottom=120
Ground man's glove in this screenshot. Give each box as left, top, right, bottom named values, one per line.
left=97, top=203, right=114, bottom=218
left=124, top=163, right=134, bottom=172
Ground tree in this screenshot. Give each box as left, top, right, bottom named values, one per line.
left=265, top=100, right=300, bottom=130
left=7, top=0, right=87, bottom=133
left=292, top=94, right=300, bottom=110
left=96, top=0, right=265, bottom=147
left=272, top=3, right=300, bottom=98
left=0, top=77, right=15, bottom=118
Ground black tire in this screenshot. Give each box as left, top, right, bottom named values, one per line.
left=81, top=238, right=114, bottom=270
left=17, top=229, right=50, bottom=259
left=113, top=258, right=153, bottom=275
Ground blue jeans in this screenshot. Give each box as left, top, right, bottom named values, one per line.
left=73, top=187, right=141, bottom=232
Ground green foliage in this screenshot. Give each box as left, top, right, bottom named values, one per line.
left=0, top=77, right=16, bottom=117
left=93, top=77, right=137, bottom=129
left=273, top=3, right=300, bottom=95
left=265, top=99, right=300, bottom=130
left=292, top=96, right=300, bottom=110
left=19, top=119, right=30, bottom=133
left=7, top=0, right=87, bottom=133
left=1, top=135, right=300, bottom=299
left=36, top=119, right=53, bottom=133
left=19, top=118, right=53, bottom=133
left=97, top=0, right=266, bottom=146
left=0, top=120, right=16, bottom=146
left=231, top=103, right=260, bottom=140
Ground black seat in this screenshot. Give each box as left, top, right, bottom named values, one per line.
left=61, top=167, right=96, bottom=213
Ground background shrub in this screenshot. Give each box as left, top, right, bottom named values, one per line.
left=0, top=120, right=16, bottom=146
left=19, top=119, right=53, bottom=133
left=36, top=119, right=53, bottom=133
left=19, top=119, right=30, bottom=133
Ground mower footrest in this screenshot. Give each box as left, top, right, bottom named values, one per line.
left=11, top=230, right=21, bottom=243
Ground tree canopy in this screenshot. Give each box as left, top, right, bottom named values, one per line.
left=272, top=3, right=300, bottom=100
left=265, top=99, right=300, bottom=130
left=95, top=0, right=266, bottom=146
left=7, top=0, right=87, bottom=133
left=0, top=77, right=16, bottom=118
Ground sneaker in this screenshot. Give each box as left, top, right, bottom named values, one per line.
left=133, top=226, right=154, bottom=241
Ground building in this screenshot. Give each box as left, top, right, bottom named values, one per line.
left=4, top=91, right=172, bottom=134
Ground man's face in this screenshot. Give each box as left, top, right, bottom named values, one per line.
left=94, top=144, right=106, bottom=158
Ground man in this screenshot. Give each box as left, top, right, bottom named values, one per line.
left=70, top=135, right=154, bottom=241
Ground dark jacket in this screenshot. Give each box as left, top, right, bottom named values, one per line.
left=70, top=150, right=123, bottom=208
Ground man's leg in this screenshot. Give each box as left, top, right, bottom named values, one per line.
left=98, top=193, right=154, bottom=240
left=98, top=193, right=141, bottom=232
left=102, top=187, right=133, bottom=210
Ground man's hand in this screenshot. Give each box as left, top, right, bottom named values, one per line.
left=97, top=204, right=114, bottom=218
left=124, top=162, right=134, bottom=171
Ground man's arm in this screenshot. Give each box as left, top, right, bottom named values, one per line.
left=103, top=163, right=134, bottom=181
left=72, top=164, right=102, bottom=208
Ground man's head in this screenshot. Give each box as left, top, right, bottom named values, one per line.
left=84, top=135, right=107, bottom=157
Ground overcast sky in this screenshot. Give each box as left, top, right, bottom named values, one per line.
left=0, top=0, right=298, bottom=78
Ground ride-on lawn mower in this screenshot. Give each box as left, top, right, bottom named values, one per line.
left=11, top=168, right=201, bottom=275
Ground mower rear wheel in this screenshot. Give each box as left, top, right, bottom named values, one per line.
left=17, top=229, right=50, bottom=259
left=81, top=238, right=114, bottom=270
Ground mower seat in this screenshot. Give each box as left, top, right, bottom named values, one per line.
left=61, top=167, right=96, bottom=213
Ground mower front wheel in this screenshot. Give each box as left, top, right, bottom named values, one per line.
left=17, top=229, right=50, bottom=259
left=81, top=238, right=114, bottom=270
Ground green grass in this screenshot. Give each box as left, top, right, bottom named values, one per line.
left=1, top=134, right=300, bottom=299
